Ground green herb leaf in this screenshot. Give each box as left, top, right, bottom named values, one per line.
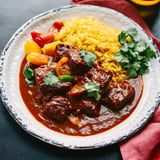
left=120, top=44, right=129, bottom=52
left=114, top=52, right=129, bottom=63
left=80, top=49, right=97, bottom=67
left=118, top=31, right=128, bottom=45
left=114, top=28, right=156, bottom=78
left=145, top=46, right=157, bottom=58
left=126, top=28, right=137, bottom=36
left=24, top=68, right=34, bottom=79
left=127, top=68, right=137, bottom=78
left=127, top=42, right=135, bottom=49
left=43, top=71, right=58, bottom=87
left=58, top=75, right=73, bottom=82
left=84, top=82, right=101, bottom=101
left=135, top=40, right=147, bottom=52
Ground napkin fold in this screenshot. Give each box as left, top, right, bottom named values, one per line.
left=72, top=1, right=160, bottom=159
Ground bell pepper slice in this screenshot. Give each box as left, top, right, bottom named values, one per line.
left=26, top=52, right=49, bottom=65
left=42, top=41, right=61, bottom=56
left=58, top=75, right=73, bottom=82
left=24, top=40, right=42, bottom=55
left=55, top=57, right=71, bottom=76
left=31, top=31, right=54, bottom=48
left=49, top=21, right=64, bottom=32
left=24, top=67, right=34, bottom=79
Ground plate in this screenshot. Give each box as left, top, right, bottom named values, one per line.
left=0, top=5, right=160, bottom=150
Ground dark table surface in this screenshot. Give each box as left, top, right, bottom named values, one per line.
left=0, top=0, right=159, bottom=160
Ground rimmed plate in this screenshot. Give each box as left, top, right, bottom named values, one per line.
left=0, top=5, right=160, bottom=150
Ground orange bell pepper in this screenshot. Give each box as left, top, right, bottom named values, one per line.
left=26, top=52, right=49, bottom=65
left=55, top=57, right=71, bottom=76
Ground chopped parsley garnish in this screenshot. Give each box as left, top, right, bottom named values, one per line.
left=43, top=71, right=58, bottom=87
left=84, top=82, right=101, bottom=101
left=114, top=28, right=156, bottom=78
left=24, top=67, right=35, bottom=85
left=80, top=49, right=97, bottom=67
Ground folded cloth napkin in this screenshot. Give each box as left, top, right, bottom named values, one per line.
left=72, top=1, right=160, bottom=160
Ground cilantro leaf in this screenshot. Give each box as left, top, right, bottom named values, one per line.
left=84, top=82, right=101, bottom=101
left=135, top=40, right=147, bottom=52
left=127, top=42, right=135, bottom=49
left=127, top=68, right=137, bottom=78
left=126, top=28, right=137, bottom=36
left=80, top=49, right=97, bottom=67
left=114, top=28, right=156, bottom=78
left=118, top=28, right=136, bottom=45
left=118, top=31, right=128, bottom=45
left=120, top=44, right=129, bottom=52
left=43, top=71, right=58, bottom=87
left=114, top=52, right=129, bottom=63
left=145, top=46, right=157, bottom=58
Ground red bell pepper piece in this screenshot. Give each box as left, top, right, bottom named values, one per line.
left=49, top=21, right=64, bottom=32
left=31, top=31, right=54, bottom=48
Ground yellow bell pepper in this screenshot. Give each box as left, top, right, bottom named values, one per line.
left=42, top=41, right=61, bottom=56
left=26, top=52, right=49, bottom=65
left=24, top=40, right=42, bottom=55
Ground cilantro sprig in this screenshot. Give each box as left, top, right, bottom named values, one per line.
left=114, top=28, right=156, bottom=78
left=80, top=49, right=97, bottom=67
left=84, top=82, right=101, bottom=101
left=43, top=71, right=58, bottom=87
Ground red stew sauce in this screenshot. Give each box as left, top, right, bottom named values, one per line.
left=19, top=58, right=143, bottom=136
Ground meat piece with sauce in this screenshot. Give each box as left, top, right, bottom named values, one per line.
left=84, top=63, right=113, bottom=93
left=68, top=63, right=113, bottom=97
left=67, top=48, right=91, bottom=75
left=34, top=65, right=72, bottom=101
left=77, top=98, right=101, bottom=117
left=102, top=81, right=135, bottom=110
left=53, top=44, right=74, bottom=62
left=44, top=96, right=72, bottom=122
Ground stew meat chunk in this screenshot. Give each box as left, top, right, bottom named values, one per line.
left=53, top=44, right=74, bottom=62
left=69, top=63, right=113, bottom=97
left=34, top=65, right=72, bottom=101
left=77, top=98, right=101, bottom=117
left=44, top=96, right=72, bottom=122
left=84, top=63, right=113, bottom=93
left=67, top=48, right=90, bottom=75
left=102, top=81, right=135, bottom=110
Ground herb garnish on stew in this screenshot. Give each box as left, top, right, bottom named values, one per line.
left=43, top=71, right=58, bottom=87
left=80, top=49, right=97, bottom=67
left=84, top=82, right=101, bottom=101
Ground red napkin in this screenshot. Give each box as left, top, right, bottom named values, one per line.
left=72, top=1, right=160, bottom=160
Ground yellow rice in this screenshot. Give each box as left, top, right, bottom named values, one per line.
left=54, top=17, right=129, bottom=82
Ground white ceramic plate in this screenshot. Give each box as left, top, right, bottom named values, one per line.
left=0, top=5, right=160, bottom=150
